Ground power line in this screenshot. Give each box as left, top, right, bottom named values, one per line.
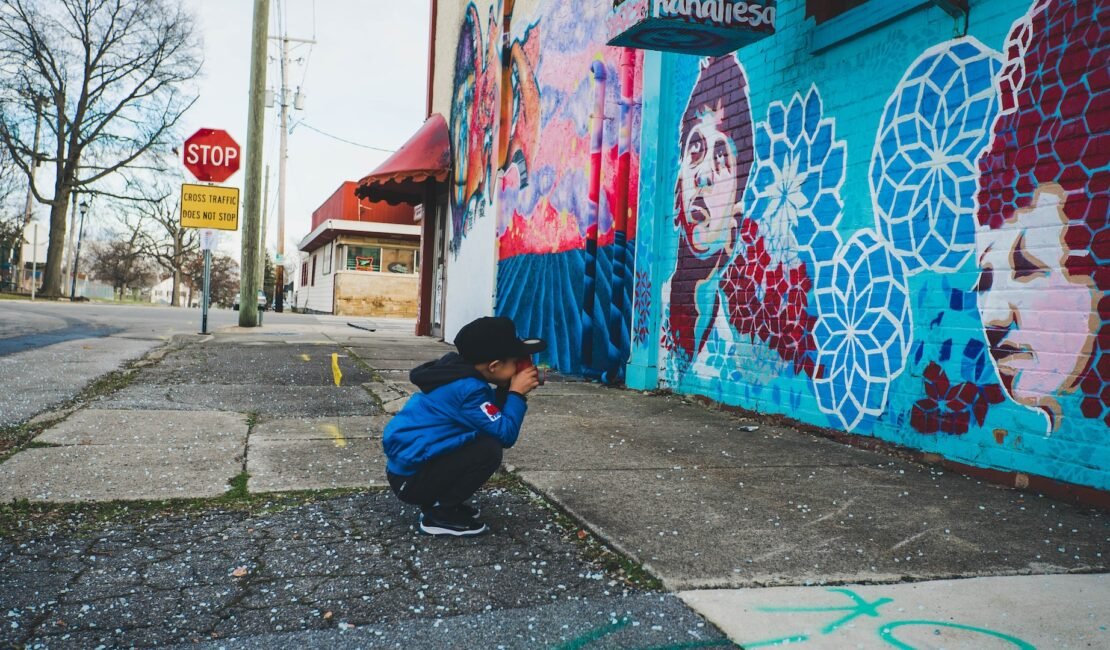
left=293, top=121, right=396, bottom=153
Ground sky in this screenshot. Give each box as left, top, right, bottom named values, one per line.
left=182, top=0, right=431, bottom=261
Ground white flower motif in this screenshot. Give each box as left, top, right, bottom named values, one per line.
left=747, top=85, right=846, bottom=287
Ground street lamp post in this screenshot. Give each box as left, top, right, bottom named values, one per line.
left=70, top=199, right=88, bottom=300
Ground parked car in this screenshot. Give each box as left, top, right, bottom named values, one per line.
left=232, top=290, right=269, bottom=311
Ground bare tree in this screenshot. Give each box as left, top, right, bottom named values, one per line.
left=0, top=0, right=201, bottom=297
left=130, top=179, right=196, bottom=306
left=88, top=237, right=155, bottom=300
left=183, top=250, right=238, bottom=307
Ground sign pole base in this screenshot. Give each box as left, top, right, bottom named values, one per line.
left=200, top=248, right=211, bottom=335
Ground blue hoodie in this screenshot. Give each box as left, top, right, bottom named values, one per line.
left=382, top=352, right=528, bottom=476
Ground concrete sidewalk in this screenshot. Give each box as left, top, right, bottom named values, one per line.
left=0, top=316, right=1105, bottom=648
left=347, top=322, right=1110, bottom=648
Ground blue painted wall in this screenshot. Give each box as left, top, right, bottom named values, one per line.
left=628, top=0, right=1109, bottom=490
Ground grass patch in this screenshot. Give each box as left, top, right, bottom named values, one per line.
left=224, top=472, right=250, bottom=500
left=489, top=471, right=664, bottom=591
left=0, top=417, right=59, bottom=463
left=23, top=441, right=59, bottom=449
left=0, top=485, right=375, bottom=541
left=82, top=367, right=138, bottom=400
left=0, top=292, right=31, bottom=301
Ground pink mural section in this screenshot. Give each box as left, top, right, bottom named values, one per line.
left=494, top=3, right=642, bottom=260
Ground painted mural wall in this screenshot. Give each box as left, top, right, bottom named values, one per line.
left=441, top=0, right=501, bottom=341
left=629, top=0, right=1108, bottom=490
left=443, top=0, right=644, bottom=374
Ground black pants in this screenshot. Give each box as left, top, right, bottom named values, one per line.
left=387, top=435, right=503, bottom=510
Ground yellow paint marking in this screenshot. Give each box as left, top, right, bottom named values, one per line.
left=320, top=423, right=347, bottom=448
left=300, top=353, right=311, bottom=361
left=331, top=352, right=343, bottom=386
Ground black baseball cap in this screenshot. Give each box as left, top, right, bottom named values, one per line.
left=454, top=316, right=547, bottom=363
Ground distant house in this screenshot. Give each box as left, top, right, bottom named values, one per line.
left=293, top=181, right=420, bottom=316
left=149, top=276, right=191, bottom=306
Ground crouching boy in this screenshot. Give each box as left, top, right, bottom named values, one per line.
left=383, top=316, right=545, bottom=536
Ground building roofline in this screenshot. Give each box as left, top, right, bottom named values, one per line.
left=297, top=219, right=421, bottom=252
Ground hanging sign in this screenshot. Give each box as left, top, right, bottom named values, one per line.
left=608, top=0, right=776, bottom=56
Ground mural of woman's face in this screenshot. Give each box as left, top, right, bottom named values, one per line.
left=975, top=184, right=1100, bottom=422
left=679, top=107, right=739, bottom=259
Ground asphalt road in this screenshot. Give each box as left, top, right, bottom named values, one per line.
left=0, top=301, right=315, bottom=428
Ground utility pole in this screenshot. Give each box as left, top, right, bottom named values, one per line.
left=258, top=164, right=269, bottom=291
left=239, top=0, right=270, bottom=327
left=268, top=32, right=314, bottom=313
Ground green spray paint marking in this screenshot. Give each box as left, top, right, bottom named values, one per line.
left=742, top=588, right=1035, bottom=649
left=756, top=587, right=892, bottom=634
left=878, top=620, right=1037, bottom=649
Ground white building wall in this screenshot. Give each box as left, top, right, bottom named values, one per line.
left=443, top=209, right=497, bottom=342
left=435, top=0, right=500, bottom=343
left=150, top=277, right=189, bottom=305
left=297, top=249, right=336, bottom=314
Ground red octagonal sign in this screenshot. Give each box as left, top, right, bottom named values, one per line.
left=182, top=128, right=240, bottom=183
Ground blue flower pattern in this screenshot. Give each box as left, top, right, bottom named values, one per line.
left=870, top=39, right=1003, bottom=274
left=813, top=231, right=913, bottom=431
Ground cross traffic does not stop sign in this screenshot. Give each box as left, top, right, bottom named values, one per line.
left=182, top=128, right=240, bottom=183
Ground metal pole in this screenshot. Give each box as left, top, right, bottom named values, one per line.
left=239, top=0, right=269, bottom=327
left=30, top=223, right=37, bottom=300
left=201, top=248, right=211, bottom=334
left=274, top=36, right=289, bottom=313
left=70, top=205, right=86, bottom=300
left=65, top=191, right=77, bottom=294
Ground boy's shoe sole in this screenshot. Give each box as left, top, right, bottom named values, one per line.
left=419, top=517, right=488, bottom=537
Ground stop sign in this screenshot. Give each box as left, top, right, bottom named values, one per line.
left=182, top=128, right=240, bottom=183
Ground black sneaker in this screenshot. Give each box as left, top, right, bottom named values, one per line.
left=450, top=501, right=480, bottom=519
left=419, top=507, right=488, bottom=537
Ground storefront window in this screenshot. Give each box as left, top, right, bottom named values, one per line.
left=344, top=245, right=417, bottom=273
left=348, top=245, right=381, bottom=272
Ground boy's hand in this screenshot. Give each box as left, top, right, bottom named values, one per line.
left=510, top=366, right=540, bottom=395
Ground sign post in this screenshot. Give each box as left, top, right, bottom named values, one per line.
left=199, top=229, right=217, bottom=334
left=180, top=127, right=242, bottom=334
